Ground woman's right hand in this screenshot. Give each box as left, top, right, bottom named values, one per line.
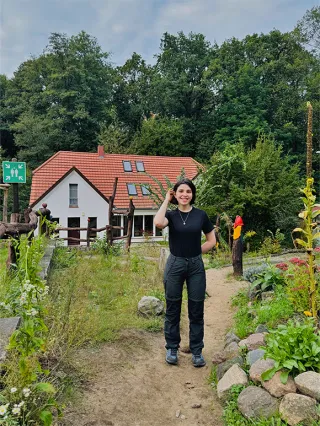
left=165, top=188, right=174, bottom=202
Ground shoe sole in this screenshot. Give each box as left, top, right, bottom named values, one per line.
left=193, top=362, right=206, bottom=368
left=166, top=358, right=178, bottom=365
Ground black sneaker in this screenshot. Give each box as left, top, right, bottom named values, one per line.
left=192, top=353, right=206, bottom=367
left=166, top=348, right=178, bottom=365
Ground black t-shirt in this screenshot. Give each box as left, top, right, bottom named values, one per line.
left=165, top=207, right=214, bottom=257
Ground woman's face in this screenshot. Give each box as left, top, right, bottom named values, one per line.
left=174, top=184, right=193, bottom=206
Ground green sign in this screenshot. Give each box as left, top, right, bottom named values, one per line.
left=2, top=161, right=26, bottom=183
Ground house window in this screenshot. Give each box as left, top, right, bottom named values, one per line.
left=141, top=185, right=150, bottom=196
left=134, top=215, right=143, bottom=237
left=136, top=161, right=145, bottom=172
left=69, top=184, right=78, bottom=207
left=111, top=215, right=121, bottom=237
left=127, top=183, right=137, bottom=196
left=144, top=215, right=153, bottom=236
left=123, top=161, right=132, bottom=172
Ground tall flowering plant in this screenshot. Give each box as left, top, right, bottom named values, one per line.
left=292, top=178, right=320, bottom=319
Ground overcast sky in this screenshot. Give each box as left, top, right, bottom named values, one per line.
left=0, top=0, right=318, bottom=77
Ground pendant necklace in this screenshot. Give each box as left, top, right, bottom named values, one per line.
left=178, top=207, right=192, bottom=225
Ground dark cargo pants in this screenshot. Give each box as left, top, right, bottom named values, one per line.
left=163, top=254, right=206, bottom=355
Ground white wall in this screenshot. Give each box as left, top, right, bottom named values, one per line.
left=33, top=170, right=109, bottom=244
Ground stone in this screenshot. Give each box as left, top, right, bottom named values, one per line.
left=279, top=393, right=318, bottom=426
left=224, top=341, right=240, bottom=358
left=0, top=317, right=21, bottom=361
left=217, top=364, right=248, bottom=400
left=137, top=296, right=164, bottom=317
left=225, top=331, right=240, bottom=346
left=191, top=403, right=201, bottom=408
left=212, top=351, right=227, bottom=365
left=246, top=349, right=265, bottom=366
left=294, top=371, right=320, bottom=401
left=262, top=371, right=297, bottom=397
left=255, top=324, right=269, bottom=333
left=239, top=333, right=266, bottom=350
left=237, top=386, right=279, bottom=419
left=180, top=415, right=186, bottom=420
left=175, top=410, right=181, bottom=418
left=249, top=358, right=275, bottom=383
left=216, top=356, right=244, bottom=381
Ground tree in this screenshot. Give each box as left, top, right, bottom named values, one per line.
left=4, top=32, right=113, bottom=167
left=0, top=74, right=15, bottom=158
left=113, top=53, right=155, bottom=134
left=295, top=6, right=320, bottom=52
left=196, top=135, right=302, bottom=237
left=131, top=115, right=184, bottom=156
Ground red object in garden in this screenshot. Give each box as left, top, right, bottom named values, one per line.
left=233, top=215, right=244, bottom=228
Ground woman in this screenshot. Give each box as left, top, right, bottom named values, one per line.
left=154, top=178, right=216, bottom=367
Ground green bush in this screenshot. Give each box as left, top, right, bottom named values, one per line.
left=261, top=319, right=320, bottom=384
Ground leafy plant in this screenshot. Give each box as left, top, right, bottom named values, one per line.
left=250, top=264, right=286, bottom=299
left=261, top=319, right=320, bottom=384
left=243, top=263, right=269, bottom=283
left=91, top=232, right=123, bottom=256
left=259, top=229, right=284, bottom=256
left=292, top=177, right=320, bottom=319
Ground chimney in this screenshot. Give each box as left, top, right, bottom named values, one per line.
left=98, top=145, right=105, bottom=158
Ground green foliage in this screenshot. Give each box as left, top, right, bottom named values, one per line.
left=261, top=319, right=320, bottom=384
left=232, top=287, right=294, bottom=339
left=250, top=264, right=286, bottom=299
left=91, top=232, right=123, bottom=256
left=259, top=229, right=285, bottom=256
left=0, top=235, right=60, bottom=424
left=292, top=178, right=320, bottom=318
left=5, top=31, right=113, bottom=166
left=197, top=135, right=302, bottom=236
left=243, top=263, right=269, bottom=283
left=131, top=116, right=184, bottom=156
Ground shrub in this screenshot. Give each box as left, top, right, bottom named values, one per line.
left=249, top=264, right=286, bottom=299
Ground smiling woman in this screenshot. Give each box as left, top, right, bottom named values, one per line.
left=154, top=178, right=216, bottom=367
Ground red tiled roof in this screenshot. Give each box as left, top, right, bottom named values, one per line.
left=30, top=150, right=203, bottom=209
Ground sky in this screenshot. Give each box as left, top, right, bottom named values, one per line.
left=0, top=0, right=318, bottom=77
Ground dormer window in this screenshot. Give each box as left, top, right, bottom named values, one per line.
left=127, top=183, right=137, bottom=196
left=123, top=161, right=132, bottom=172
left=141, top=185, right=150, bottom=196
left=136, top=161, right=145, bottom=172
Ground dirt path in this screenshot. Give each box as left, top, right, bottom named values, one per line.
left=61, top=267, right=244, bottom=426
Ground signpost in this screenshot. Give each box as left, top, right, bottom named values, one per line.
left=2, top=161, right=26, bottom=183
left=2, top=159, right=26, bottom=217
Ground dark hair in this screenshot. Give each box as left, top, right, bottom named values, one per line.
left=171, top=178, right=196, bottom=205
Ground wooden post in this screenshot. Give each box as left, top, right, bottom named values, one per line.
left=232, top=215, right=244, bottom=276
left=86, top=218, right=91, bottom=247
left=11, top=158, right=19, bottom=215
left=3, top=187, right=9, bottom=223
left=108, top=177, right=118, bottom=246
left=125, top=197, right=135, bottom=252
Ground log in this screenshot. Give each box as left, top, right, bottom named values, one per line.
left=232, top=238, right=243, bottom=276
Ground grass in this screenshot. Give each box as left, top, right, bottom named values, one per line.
left=46, top=247, right=165, bottom=359
left=231, top=287, right=295, bottom=339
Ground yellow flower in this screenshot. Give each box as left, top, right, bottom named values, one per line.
left=304, top=311, right=312, bottom=317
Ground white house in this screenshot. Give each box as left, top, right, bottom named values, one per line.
left=30, top=146, right=202, bottom=245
